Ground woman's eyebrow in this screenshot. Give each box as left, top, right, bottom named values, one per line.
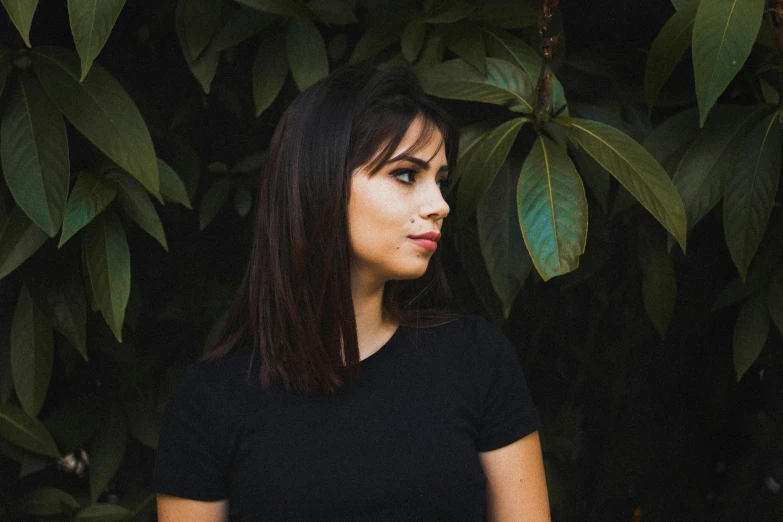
left=386, top=154, right=449, bottom=172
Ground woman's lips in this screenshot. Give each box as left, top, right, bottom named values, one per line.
left=409, top=238, right=437, bottom=251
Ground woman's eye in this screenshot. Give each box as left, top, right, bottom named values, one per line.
left=392, top=169, right=416, bottom=184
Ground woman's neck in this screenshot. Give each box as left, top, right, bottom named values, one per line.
left=351, top=275, right=398, bottom=361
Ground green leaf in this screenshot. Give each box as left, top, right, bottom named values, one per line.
left=350, top=25, right=400, bottom=62
left=199, top=177, right=236, bottom=230
left=106, top=171, right=167, bottom=251
left=128, top=399, right=161, bottom=449
left=59, top=171, right=117, bottom=248
left=401, top=20, right=427, bottom=62
left=441, top=22, right=485, bottom=75
left=307, top=0, right=357, bottom=25
left=76, top=503, right=131, bottom=522
left=692, top=0, right=765, bottom=126
left=0, top=49, right=11, bottom=98
left=31, top=46, right=161, bottom=201
left=44, top=396, right=99, bottom=453
left=454, top=222, right=504, bottom=319
left=11, top=284, right=53, bottom=417
left=517, top=135, right=588, bottom=282
left=287, top=18, right=328, bottom=91
left=642, top=107, right=700, bottom=165
left=18, top=487, right=80, bottom=516
left=673, top=105, right=764, bottom=230
left=252, top=33, right=288, bottom=117
left=456, top=117, right=527, bottom=223
left=1, top=73, right=70, bottom=237
left=477, top=160, right=532, bottom=318
left=412, top=29, right=445, bottom=74
left=420, top=58, right=535, bottom=113
left=644, top=1, right=697, bottom=111
left=233, top=187, right=252, bottom=217
left=28, top=269, right=88, bottom=361
left=732, top=293, right=768, bottom=381
left=424, top=0, right=475, bottom=24
left=0, top=401, right=60, bottom=458
left=557, top=116, right=688, bottom=252
left=67, top=0, right=126, bottom=81
left=234, top=0, right=312, bottom=18
left=210, top=6, right=274, bottom=53
left=468, top=0, right=537, bottom=28
left=0, top=0, right=39, bottom=47
left=768, top=268, right=783, bottom=335
left=83, top=209, right=130, bottom=342
left=158, top=159, right=192, bottom=209
left=0, top=206, right=48, bottom=280
left=175, top=0, right=220, bottom=94
left=89, top=405, right=128, bottom=503
left=482, top=28, right=567, bottom=116
left=178, top=0, right=222, bottom=60
left=723, top=109, right=780, bottom=280
left=637, top=230, right=677, bottom=337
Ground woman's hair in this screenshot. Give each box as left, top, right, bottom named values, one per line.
left=206, top=64, right=461, bottom=395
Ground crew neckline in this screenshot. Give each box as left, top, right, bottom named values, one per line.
left=359, top=324, right=405, bottom=365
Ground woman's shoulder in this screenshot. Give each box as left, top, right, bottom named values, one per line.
left=170, top=345, right=258, bottom=403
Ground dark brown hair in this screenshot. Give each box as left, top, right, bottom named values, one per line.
left=206, top=64, right=461, bottom=395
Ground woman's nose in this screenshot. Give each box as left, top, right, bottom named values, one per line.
left=420, top=182, right=450, bottom=220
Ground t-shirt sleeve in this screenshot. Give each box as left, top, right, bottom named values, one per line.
left=473, top=317, right=542, bottom=452
left=151, top=363, right=230, bottom=500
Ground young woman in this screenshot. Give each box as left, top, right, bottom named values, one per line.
left=152, top=64, right=550, bottom=521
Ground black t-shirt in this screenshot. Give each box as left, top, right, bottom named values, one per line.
left=151, top=314, right=542, bottom=521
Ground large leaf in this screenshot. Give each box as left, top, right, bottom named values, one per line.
left=199, top=177, right=237, bottom=230
left=454, top=222, right=504, bottom=319
left=31, top=46, right=161, bottom=201
left=723, top=109, right=780, bottom=280
left=517, top=135, right=588, bottom=281
left=557, top=116, right=687, bottom=252
left=67, top=0, right=126, bottom=80
left=307, top=0, right=358, bottom=24
left=18, top=487, right=81, bottom=517
left=175, top=0, right=220, bottom=94
left=637, top=230, right=677, bottom=338
left=106, top=171, right=168, bottom=251
left=44, top=396, right=99, bottom=453
left=0, top=0, right=39, bottom=47
left=350, top=25, right=401, bottom=63
left=644, top=1, right=698, bottom=111
left=477, top=160, right=532, bottom=318
left=673, top=105, right=764, bottom=230
left=234, top=0, right=312, bottom=18
left=83, top=209, right=130, bottom=342
left=482, top=28, right=567, bottom=115
left=0, top=73, right=70, bottom=237
left=287, top=18, right=328, bottom=91
left=0, top=401, right=60, bottom=458
left=768, top=268, right=783, bottom=336
left=128, top=398, right=161, bottom=449
left=692, top=0, right=765, bottom=126
left=252, top=33, right=289, bottom=116
left=424, top=0, right=475, bottom=24
left=158, top=159, right=192, bottom=209
left=732, top=293, right=768, bottom=381
left=0, top=206, right=48, bottom=280
left=11, top=284, right=53, bottom=417
left=0, top=49, right=11, bottom=98
left=210, top=6, right=274, bottom=53
left=401, top=20, right=427, bottom=62
left=441, top=22, right=485, bottom=75
left=89, top=405, right=128, bottom=502
left=27, top=265, right=88, bottom=361
left=178, top=0, right=221, bottom=60
left=59, top=171, right=117, bottom=248
left=75, top=503, right=131, bottom=522
left=456, top=117, right=526, bottom=223
left=642, top=107, right=700, bottom=166
left=467, top=0, right=537, bottom=28
left=420, top=58, right=535, bottom=113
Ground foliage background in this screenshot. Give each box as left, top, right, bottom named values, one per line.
left=0, top=0, right=782, bottom=520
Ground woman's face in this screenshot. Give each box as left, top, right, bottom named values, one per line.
left=347, top=117, right=450, bottom=287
